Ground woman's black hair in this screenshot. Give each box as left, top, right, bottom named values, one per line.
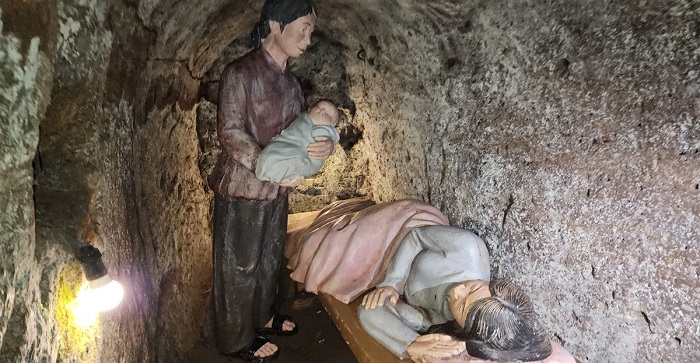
left=461, top=279, right=553, bottom=362
left=250, top=0, right=316, bottom=48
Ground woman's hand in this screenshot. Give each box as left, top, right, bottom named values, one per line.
left=361, top=286, right=399, bottom=309
left=307, top=136, right=335, bottom=160
left=407, top=334, right=466, bottom=360
left=278, top=176, right=304, bottom=188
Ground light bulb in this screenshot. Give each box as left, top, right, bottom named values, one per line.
left=73, top=282, right=99, bottom=327
left=72, top=277, right=124, bottom=327
left=88, top=275, right=124, bottom=311
left=74, top=243, right=124, bottom=325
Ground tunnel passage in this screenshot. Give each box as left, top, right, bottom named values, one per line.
left=2, top=0, right=699, bottom=362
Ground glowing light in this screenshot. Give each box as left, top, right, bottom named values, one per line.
left=73, top=244, right=124, bottom=326
left=88, top=276, right=124, bottom=311
left=72, top=282, right=99, bottom=327
left=71, top=276, right=124, bottom=327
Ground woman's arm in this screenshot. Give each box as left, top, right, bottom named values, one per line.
left=217, top=65, right=263, bottom=171
left=307, top=136, right=335, bottom=160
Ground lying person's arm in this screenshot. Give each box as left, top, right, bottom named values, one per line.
left=407, top=334, right=466, bottom=360
left=376, top=228, right=425, bottom=293
left=359, top=226, right=470, bottom=359
left=378, top=225, right=490, bottom=293
left=358, top=299, right=465, bottom=359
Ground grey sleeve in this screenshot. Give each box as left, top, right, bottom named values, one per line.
left=378, top=228, right=423, bottom=292
left=357, top=301, right=424, bottom=359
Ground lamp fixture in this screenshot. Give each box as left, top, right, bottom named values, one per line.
left=76, top=244, right=124, bottom=313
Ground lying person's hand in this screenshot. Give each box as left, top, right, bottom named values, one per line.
left=307, top=136, right=335, bottom=160
left=278, top=176, right=304, bottom=188
left=407, top=334, right=467, bottom=360
left=361, top=286, right=399, bottom=309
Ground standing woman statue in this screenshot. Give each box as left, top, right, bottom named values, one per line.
left=203, top=0, right=334, bottom=360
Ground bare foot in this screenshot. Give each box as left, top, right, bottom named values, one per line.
left=264, top=316, right=296, bottom=332
left=254, top=341, right=278, bottom=358
left=236, top=336, right=278, bottom=360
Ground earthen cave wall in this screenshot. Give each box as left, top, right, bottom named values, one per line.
left=0, top=1, right=698, bottom=362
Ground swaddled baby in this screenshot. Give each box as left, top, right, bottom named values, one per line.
left=255, top=100, right=340, bottom=183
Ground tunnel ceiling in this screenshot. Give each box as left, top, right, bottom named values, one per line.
left=139, top=0, right=464, bottom=78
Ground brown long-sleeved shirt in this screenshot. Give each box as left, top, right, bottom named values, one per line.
left=209, top=47, right=305, bottom=200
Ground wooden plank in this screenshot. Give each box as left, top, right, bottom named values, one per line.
left=319, top=293, right=404, bottom=363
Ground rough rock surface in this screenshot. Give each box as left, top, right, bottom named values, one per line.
left=1, top=0, right=698, bottom=362
left=1, top=3, right=57, bottom=362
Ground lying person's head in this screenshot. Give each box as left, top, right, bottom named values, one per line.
left=308, top=100, right=340, bottom=127
left=449, top=279, right=552, bottom=362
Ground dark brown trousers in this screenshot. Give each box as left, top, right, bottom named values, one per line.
left=202, top=194, right=288, bottom=353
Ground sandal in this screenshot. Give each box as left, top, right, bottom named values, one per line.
left=257, top=314, right=298, bottom=336
left=235, top=336, right=278, bottom=362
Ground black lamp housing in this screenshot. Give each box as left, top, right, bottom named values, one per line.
left=77, top=243, right=108, bottom=282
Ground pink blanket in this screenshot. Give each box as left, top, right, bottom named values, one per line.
left=286, top=198, right=449, bottom=303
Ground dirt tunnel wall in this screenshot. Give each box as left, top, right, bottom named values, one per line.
left=1, top=0, right=698, bottom=362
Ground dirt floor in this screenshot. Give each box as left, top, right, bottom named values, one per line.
left=186, top=288, right=358, bottom=363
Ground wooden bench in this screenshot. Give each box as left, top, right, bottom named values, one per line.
left=319, top=293, right=404, bottom=363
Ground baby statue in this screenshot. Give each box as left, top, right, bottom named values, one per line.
left=255, top=99, right=340, bottom=183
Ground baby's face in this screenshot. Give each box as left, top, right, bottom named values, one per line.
left=310, top=102, right=339, bottom=127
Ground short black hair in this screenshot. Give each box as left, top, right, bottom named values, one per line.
left=250, top=0, right=316, bottom=47
left=462, top=279, right=552, bottom=361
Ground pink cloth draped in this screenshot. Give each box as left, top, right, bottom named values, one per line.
left=286, top=198, right=449, bottom=304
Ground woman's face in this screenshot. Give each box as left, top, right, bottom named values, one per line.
left=448, top=280, right=491, bottom=328
left=274, top=12, right=316, bottom=59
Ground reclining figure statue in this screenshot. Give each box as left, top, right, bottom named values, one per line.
left=286, top=199, right=568, bottom=362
